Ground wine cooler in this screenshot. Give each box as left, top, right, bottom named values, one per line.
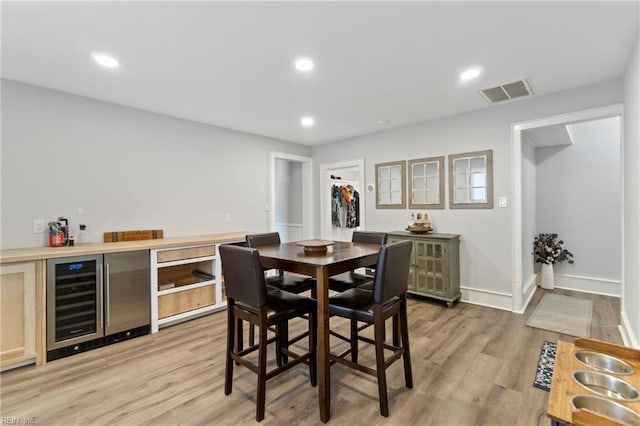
left=46, top=252, right=150, bottom=361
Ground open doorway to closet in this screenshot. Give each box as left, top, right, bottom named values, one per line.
left=319, top=159, right=365, bottom=241
left=269, top=152, right=313, bottom=243
left=511, top=105, right=623, bottom=313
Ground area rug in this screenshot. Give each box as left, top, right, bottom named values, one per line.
left=533, top=340, right=557, bottom=391
left=526, top=293, right=593, bottom=337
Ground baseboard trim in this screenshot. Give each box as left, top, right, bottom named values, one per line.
left=514, top=273, right=537, bottom=314
left=552, top=274, right=621, bottom=297
left=620, top=309, right=640, bottom=349
left=460, top=286, right=512, bottom=312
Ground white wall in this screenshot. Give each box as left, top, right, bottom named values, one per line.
left=622, top=39, right=640, bottom=347
left=1, top=79, right=311, bottom=248
left=536, top=117, right=621, bottom=283
left=312, top=79, right=624, bottom=310
left=521, top=140, right=537, bottom=294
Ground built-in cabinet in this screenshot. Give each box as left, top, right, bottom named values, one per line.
left=388, top=231, right=461, bottom=308
left=150, top=243, right=225, bottom=332
left=0, top=261, right=41, bottom=369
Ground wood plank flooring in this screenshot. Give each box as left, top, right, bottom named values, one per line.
left=0, top=288, right=621, bottom=425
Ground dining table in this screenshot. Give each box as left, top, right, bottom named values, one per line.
left=257, top=240, right=381, bottom=423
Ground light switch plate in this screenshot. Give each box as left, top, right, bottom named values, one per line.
left=33, top=219, right=46, bottom=233
left=498, top=196, right=507, bottom=208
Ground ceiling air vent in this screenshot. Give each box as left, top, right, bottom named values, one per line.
left=480, top=79, right=532, bottom=104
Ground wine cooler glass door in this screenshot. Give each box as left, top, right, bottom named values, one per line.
left=47, top=255, right=104, bottom=350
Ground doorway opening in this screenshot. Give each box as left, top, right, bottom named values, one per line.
left=319, top=159, right=365, bottom=241
left=269, top=152, right=313, bottom=242
left=511, top=104, right=623, bottom=313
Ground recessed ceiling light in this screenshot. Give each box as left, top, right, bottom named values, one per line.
left=295, top=57, right=314, bottom=72
left=460, top=67, right=482, bottom=81
left=377, top=120, right=390, bottom=125
left=92, top=53, right=119, bottom=68
left=301, top=116, right=315, bottom=127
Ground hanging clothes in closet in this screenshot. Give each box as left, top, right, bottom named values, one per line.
left=331, top=183, right=360, bottom=228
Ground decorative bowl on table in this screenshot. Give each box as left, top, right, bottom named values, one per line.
left=406, top=224, right=433, bottom=234
left=296, top=240, right=335, bottom=255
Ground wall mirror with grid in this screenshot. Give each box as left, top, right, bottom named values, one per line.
left=448, top=149, right=493, bottom=209
left=375, top=160, right=406, bottom=209
left=408, top=156, right=445, bottom=209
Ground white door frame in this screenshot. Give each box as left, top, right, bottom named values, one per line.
left=319, top=159, right=366, bottom=240
left=510, top=104, right=623, bottom=313
left=269, top=152, right=313, bottom=240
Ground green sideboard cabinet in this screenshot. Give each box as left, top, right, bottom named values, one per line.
left=387, top=231, right=461, bottom=308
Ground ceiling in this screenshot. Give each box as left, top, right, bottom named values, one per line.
left=2, top=2, right=638, bottom=146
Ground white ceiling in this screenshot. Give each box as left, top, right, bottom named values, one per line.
left=2, top=2, right=638, bottom=146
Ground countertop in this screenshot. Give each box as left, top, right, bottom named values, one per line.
left=0, top=232, right=247, bottom=264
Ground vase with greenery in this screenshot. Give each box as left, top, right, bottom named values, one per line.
left=532, top=233, right=574, bottom=289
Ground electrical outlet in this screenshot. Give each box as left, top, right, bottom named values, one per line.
left=225, top=213, right=232, bottom=223
left=33, top=219, right=46, bottom=233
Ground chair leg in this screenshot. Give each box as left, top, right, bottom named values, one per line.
left=350, top=319, right=359, bottom=363
left=249, top=324, right=255, bottom=347
left=392, top=314, right=400, bottom=347
left=374, top=309, right=389, bottom=417
left=225, top=306, right=235, bottom=395
left=280, top=323, right=289, bottom=365
left=235, top=318, right=243, bottom=366
left=256, top=315, right=268, bottom=422
left=309, top=310, right=317, bottom=387
left=400, top=297, right=413, bottom=389
left=276, top=321, right=285, bottom=367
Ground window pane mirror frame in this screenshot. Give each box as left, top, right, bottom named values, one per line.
left=448, top=149, right=494, bottom=209
left=375, top=160, right=406, bottom=209
left=408, top=156, right=445, bottom=209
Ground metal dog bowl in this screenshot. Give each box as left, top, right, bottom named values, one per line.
left=572, top=370, right=640, bottom=401
left=571, top=395, right=640, bottom=426
left=574, top=350, right=635, bottom=375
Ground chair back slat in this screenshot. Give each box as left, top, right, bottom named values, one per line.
left=372, top=240, right=413, bottom=304
left=351, top=231, right=387, bottom=245
left=219, top=245, right=268, bottom=308
left=246, top=232, right=281, bottom=248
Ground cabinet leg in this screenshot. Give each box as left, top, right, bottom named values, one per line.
left=446, top=301, right=453, bottom=308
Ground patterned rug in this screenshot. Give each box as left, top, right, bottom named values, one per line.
left=533, top=340, right=557, bottom=392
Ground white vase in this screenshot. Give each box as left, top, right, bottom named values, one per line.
left=540, top=263, right=554, bottom=290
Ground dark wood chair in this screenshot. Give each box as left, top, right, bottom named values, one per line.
left=327, top=231, right=387, bottom=292
left=245, top=232, right=316, bottom=355
left=328, top=240, right=413, bottom=417
left=246, top=232, right=316, bottom=297
left=220, top=244, right=317, bottom=422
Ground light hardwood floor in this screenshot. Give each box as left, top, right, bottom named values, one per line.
left=0, top=288, right=621, bottom=425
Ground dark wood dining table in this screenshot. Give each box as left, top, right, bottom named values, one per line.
left=257, top=240, right=381, bottom=423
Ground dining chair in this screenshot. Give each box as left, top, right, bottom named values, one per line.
left=246, top=232, right=316, bottom=297
left=328, top=240, right=413, bottom=417
left=327, top=231, right=387, bottom=292
left=220, top=244, right=317, bottom=422
left=245, top=232, right=316, bottom=357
